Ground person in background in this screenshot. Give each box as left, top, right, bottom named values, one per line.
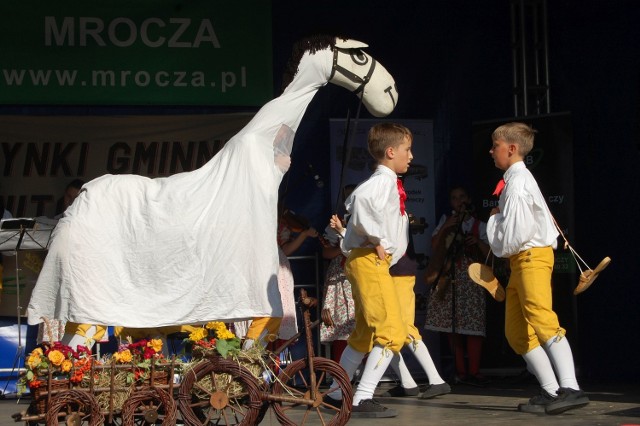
left=54, top=179, right=85, bottom=219
left=320, top=184, right=357, bottom=363
left=424, top=185, right=491, bottom=386
left=384, top=226, right=451, bottom=400
left=486, top=122, right=588, bottom=415
left=241, top=206, right=319, bottom=349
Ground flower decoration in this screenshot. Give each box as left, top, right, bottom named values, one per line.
left=112, top=337, right=170, bottom=385
left=113, top=338, right=164, bottom=363
left=186, top=322, right=240, bottom=358
left=19, top=342, right=94, bottom=393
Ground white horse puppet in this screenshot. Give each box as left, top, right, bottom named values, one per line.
left=27, top=35, right=398, bottom=328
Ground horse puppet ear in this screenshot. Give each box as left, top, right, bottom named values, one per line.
left=334, top=38, right=369, bottom=49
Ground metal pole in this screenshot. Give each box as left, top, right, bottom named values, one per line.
left=519, top=0, right=529, bottom=116
left=510, top=1, right=520, bottom=116
left=542, top=0, right=551, bottom=113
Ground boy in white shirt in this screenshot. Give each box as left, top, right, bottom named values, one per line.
left=487, top=122, right=589, bottom=415
left=325, top=123, right=446, bottom=417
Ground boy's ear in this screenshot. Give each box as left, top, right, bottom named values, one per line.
left=385, top=146, right=395, bottom=159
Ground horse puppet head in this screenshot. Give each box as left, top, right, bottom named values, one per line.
left=281, top=35, right=398, bottom=118
left=329, top=37, right=398, bottom=117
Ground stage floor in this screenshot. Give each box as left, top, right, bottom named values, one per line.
left=2, top=377, right=638, bottom=425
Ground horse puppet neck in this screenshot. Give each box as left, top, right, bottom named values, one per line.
left=233, top=47, right=333, bottom=145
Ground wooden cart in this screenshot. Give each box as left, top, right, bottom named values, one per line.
left=13, top=291, right=352, bottom=425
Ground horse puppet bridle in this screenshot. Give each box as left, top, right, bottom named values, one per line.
left=329, top=47, right=377, bottom=95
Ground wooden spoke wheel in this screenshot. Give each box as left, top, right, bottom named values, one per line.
left=121, top=387, right=177, bottom=425
left=177, top=357, right=265, bottom=426
left=271, top=356, right=352, bottom=426
left=45, top=390, right=103, bottom=426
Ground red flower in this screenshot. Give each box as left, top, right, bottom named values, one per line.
left=143, top=347, right=156, bottom=360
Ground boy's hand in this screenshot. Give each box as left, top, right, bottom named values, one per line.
left=329, top=214, right=344, bottom=233
left=490, top=207, right=500, bottom=216
left=375, top=245, right=386, bottom=261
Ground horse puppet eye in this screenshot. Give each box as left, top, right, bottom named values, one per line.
left=350, top=49, right=369, bottom=66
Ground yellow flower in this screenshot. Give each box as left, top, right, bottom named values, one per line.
left=27, top=353, right=42, bottom=370
left=217, top=329, right=236, bottom=340
left=205, top=321, right=224, bottom=330
left=117, top=349, right=133, bottom=363
left=148, top=339, right=163, bottom=353
left=47, top=350, right=65, bottom=366
left=32, top=347, right=44, bottom=357
left=206, top=322, right=236, bottom=340
left=61, top=359, right=73, bottom=373
left=189, top=328, right=208, bottom=342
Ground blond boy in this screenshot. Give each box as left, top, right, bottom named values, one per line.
left=487, top=122, right=589, bottom=415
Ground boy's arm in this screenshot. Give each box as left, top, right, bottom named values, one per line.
left=348, top=186, right=388, bottom=246
left=487, top=192, right=536, bottom=257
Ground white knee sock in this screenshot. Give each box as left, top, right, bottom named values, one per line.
left=389, top=353, right=418, bottom=388
left=327, top=344, right=365, bottom=399
left=353, top=345, right=393, bottom=405
left=522, top=345, right=559, bottom=395
left=544, top=335, right=580, bottom=390
left=408, top=340, right=445, bottom=385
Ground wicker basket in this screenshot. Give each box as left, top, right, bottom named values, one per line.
left=32, top=378, right=71, bottom=414
left=140, top=369, right=170, bottom=386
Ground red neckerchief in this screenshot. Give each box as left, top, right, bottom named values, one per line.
left=397, top=178, right=407, bottom=215
left=492, top=178, right=506, bottom=197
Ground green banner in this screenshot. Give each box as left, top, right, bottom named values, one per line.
left=0, top=0, right=272, bottom=106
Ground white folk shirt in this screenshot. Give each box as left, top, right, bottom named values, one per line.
left=486, top=161, right=558, bottom=258
left=341, top=165, right=409, bottom=267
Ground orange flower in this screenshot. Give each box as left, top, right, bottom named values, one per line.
left=29, top=379, right=43, bottom=389
left=115, top=349, right=133, bottom=363
left=61, top=359, right=73, bottom=373
left=26, top=353, right=43, bottom=370
left=47, top=350, right=65, bottom=366
left=148, top=338, right=163, bottom=353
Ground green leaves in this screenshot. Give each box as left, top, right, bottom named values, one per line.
left=215, top=338, right=241, bottom=358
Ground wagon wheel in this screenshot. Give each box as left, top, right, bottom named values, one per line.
left=178, top=357, right=265, bottom=426
left=271, top=356, right=352, bottom=426
left=45, top=389, right=104, bottom=426
left=121, top=387, right=177, bottom=426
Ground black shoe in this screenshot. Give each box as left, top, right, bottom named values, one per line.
left=322, top=394, right=343, bottom=410
left=545, top=387, right=589, bottom=415
left=381, top=385, right=420, bottom=397
left=517, top=389, right=557, bottom=414
left=419, top=382, right=451, bottom=399
left=458, top=374, right=491, bottom=387
left=351, top=399, right=397, bottom=418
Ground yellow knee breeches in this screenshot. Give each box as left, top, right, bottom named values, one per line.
left=505, top=247, right=565, bottom=354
